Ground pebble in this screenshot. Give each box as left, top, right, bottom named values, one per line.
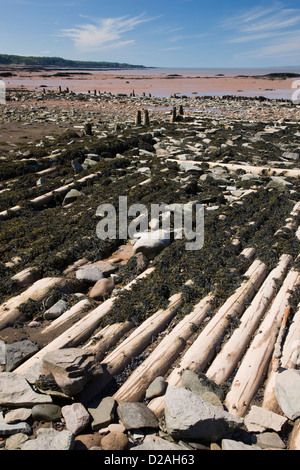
left=101, top=431, right=129, bottom=450
left=61, top=403, right=90, bottom=435
left=74, top=434, right=103, bottom=450
left=31, top=404, right=62, bottom=422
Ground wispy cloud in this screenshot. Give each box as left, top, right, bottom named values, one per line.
left=58, top=13, right=156, bottom=52
left=222, top=3, right=300, bottom=60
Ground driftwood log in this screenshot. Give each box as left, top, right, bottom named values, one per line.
left=148, top=254, right=265, bottom=417
left=206, top=254, right=292, bottom=384
left=224, top=266, right=300, bottom=418
left=114, top=292, right=215, bottom=403
left=14, top=268, right=155, bottom=375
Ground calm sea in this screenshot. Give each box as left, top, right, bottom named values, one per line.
left=105, top=66, right=300, bottom=77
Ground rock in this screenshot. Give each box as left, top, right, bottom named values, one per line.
left=63, top=189, right=82, bottom=205
left=221, top=439, right=261, bottom=450
left=89, top=396, right=117, bottom=431
left=133, top=252, right=150, bottom=272
left=181, top=369, right=224, bottom=409
left=40, top=348, right=104, bottom=396
left=117, top=402, right=159, bottom=430
left=5, top=340, right=39, bottom=372
left=61, top=403, right=90, bottom=435
left=267, top=177, right=292, bottom=190
left=255, top=432, right=286, bottom=450
left=44, top=299, right=68, bottom=320
left=244, top=405, right=288, bottom=433
left=145, top=376, right=167, bottom=399
left=74, top=433, right=103, bottom=450
left=0, top=372, right=52, bottom=406
left=132, top=231, right=171, bottom=259
left=72, top=159, right=83, bottom=174
left=92, top=261, right=118, bottom=277
left=101, top=431, right=129, bottom=450
left=108, top=423, right=126, bottom=433
left=132, top=434, right=184, bottom=451
left=4, top=408, right=32, bottom=424
left=31, top=404, right=62, bottom=422
left=289, top=417, right=300, bottom=450
left=0, top=340, right=6, bottom=372
left=5, top=433, right=29, bottom=450
left=21, top=428, right=74, bottom=450
left=282, top=152, right=299, bottom=161
left=164, top=386, right=243, bottom=443
left=76, top=266, right=104, bottom=284
left=0, top=420, right=31, bottom=436
left=89, top=278, right=115, bottom=300
left=274, top=369, right=300, bottom=420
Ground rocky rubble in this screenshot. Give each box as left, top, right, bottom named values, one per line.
left=0, top=361, right=298, bottom=450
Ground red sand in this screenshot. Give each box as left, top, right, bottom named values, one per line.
left=3, top=70, right=296, bottom=98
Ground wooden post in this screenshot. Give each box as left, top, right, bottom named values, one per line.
left=135, top=110, right=142, bottom=126
left=84, top=123, right=93, bottom=136
left=143, top=109, right=150, bottom=126
left=170, top=106, right=177, bottom=123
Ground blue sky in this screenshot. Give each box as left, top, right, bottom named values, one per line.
left=1, top=0, right=300, bottom=67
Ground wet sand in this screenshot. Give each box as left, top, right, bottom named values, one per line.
left=2, top=69, right=297, bottom=99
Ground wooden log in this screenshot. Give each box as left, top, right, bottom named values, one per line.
left=206, top=254, right=292, bottom=384
left=166, top=259, right=267, bottom=377
left=102, top=286, right=190, bottom=379
left=167, top=159, right=300, bottom=178
left=113, top=293, right=215, bottom=403
left=83, top=321, right=135, bottom=361
left=0, top=277, right=80, bottom=331
left=148, top=253, right=263, bottom=417
left=41, top=298, right=93, bottom=336
left=80, top=283, right=192, bottom=404
left=14, top=268, right=155, bottom=375
left=262, top=302, right=300, bottom=412
left=224, top=267, right=300, bottom=418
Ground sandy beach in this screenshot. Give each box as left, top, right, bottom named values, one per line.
left=2, top=68, right=298, bottom=99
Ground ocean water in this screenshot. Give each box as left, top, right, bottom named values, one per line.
left=101, top=65, right=300, bottom=77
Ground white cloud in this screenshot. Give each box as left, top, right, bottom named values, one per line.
left=222, top=3, right=300, bottom=61
left=58, top=14, right=155, bottom=52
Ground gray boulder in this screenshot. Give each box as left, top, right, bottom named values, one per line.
left=61, top=403, right=90, bottom=435
left=181, top=369, right=224, bottom=409
left=164, top=386, right=243, bottom=443
left=21, top=428, right=74, bottom=450
left=275, top=369, right=300, bottom=420
left=0, top=373, right=52, bottom=406
left=76, top=266, right=104, bottom=284
left=132, top=434, right=185, bottom=451
left=89, top=396, right=117, bottom=431
left=5, top=340, right=39, bottom=372
left=40, top=348, right=104, bottom=397
left=133, top=231, right=171, bottom=259
left=117, top=402, right=159, bottom=430
left=44, top=299, right=68, bottom=320
left=145, top=376, right=167, bottom=400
